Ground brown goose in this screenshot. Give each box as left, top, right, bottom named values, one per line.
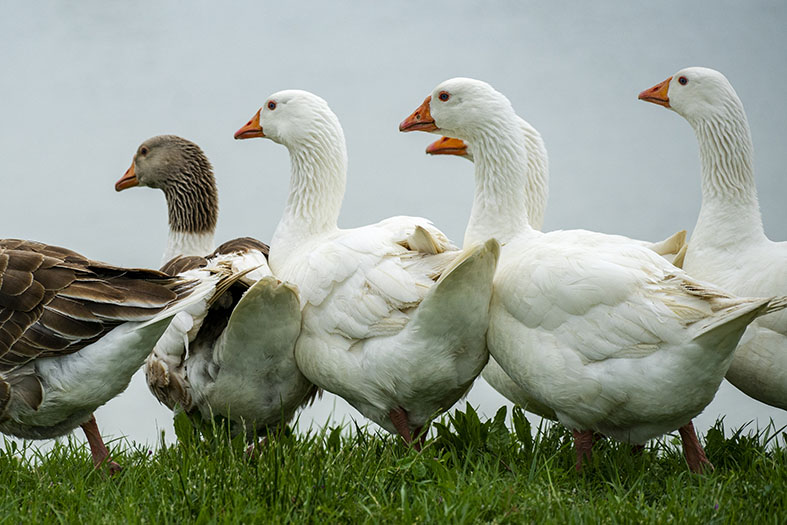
left=0, top=239, right=236, bottom=472
left=115, top=135, right=315, bottom=441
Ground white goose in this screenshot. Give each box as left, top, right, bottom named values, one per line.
left=0, top=239, right=236, bottom=472
left=400, top=77, right=786, bottom=472
left=234, top=90, right=500, bottom=447
left=425, top=124, right=686, bottom=421
left=639, top=67, right=787, bottom=410
left=115, top=135, right=315, bottom=440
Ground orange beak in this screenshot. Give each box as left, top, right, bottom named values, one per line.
left=426, top=136, right=467, bottom=156
left=399, top=97, right=439, bottom=132
left=115, top=162, right=138, bottom=191
left=638, top=76, right=672, bottom=108
left=234, top=109, right=265, bottom=139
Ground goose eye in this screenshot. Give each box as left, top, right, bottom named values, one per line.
left=139, top=147, right=148, bottom=156
left=438, top=91, right=450, bottom=102
left=267, top=101, right=277, bottom=110
left=678, top=76, right=688, bottom=86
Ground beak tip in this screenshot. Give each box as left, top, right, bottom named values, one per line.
left=115, top=164, right=137, bottom=192
left=638, top=77, right=672, bottom=107
left=235, top=108, right=264, bottom=140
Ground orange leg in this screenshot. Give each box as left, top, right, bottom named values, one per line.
left=572, top=429, right=594, bottom=472
left=389, top=407, right=421, bottom=451
left=80, top=414, right=122, bottom=475
left=678, top=420, right=714, bottom=473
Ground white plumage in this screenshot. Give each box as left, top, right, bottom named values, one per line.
left=401, top=77, right=784, bottom=471
left=235, top=90, right=499, bottom=443
left=640, top=66, right=787, bottom=410
left=424, top=113, right=686, bottom=421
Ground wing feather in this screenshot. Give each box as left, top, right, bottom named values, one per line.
left=0, top=241, right=189, bottom=370
left=288, top=217, right=460, bottom=342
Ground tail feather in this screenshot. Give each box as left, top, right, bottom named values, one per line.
left=139, top=263, right=258, bottom=329
left=145, top=353, right=193, bottom=411
left=671, top=243, right=688, bottom=269
left=693, top=297, right=771, bottom=347
left=764, top=296, right=787, bottom=316
left=408, top=238, right=500, bottom=337
left=647, top=229, right=687, bottom=258
left=405, top=226, right=443, bottom=255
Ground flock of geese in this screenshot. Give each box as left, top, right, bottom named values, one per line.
left=1, top=67, right=785, bottom=476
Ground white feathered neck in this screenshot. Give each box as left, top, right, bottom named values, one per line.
left=162, top=231, right=215, bottom=265
left=518, top=116, right=549, bottom=230
left=686, top=87, right=765, bottom=245
left=270, top=100, right=348, bottom=264
left=464, top=111, right=534, bottom=247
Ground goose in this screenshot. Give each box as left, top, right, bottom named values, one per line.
left=400, top=77, right=786, bottom=472
left=234, top=90, right=500, bottom=447
left=639, top=67, right=787, bottom=410
left=0, top=239, right=238, bottom=472
left=115, top=135, right=315, bottom=441
left=424, top=126, right=686, bottom=422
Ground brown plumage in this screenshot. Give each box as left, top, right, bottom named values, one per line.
left=159, top=255, right=209, bottom=276
left=159, top=237, right=270, bottom=276
left=213, top=237, right=270, bottom=258
left=124, top=135, right=218, bottom=235
left=0, top=239, right=192, bottom=419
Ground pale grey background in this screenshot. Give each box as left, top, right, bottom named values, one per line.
left=1, top=1, right=785, bottom=450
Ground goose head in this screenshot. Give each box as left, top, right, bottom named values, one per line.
left=115, top=135, right=218, bottom=240
left=639, top=67, right=756, bottom=208
left=426, top=136, right=472, bottom=161
left=116, top=135, right=215, bottom=194
left=638, top=67, right=742, bottom=123
left=234, top=90, right=347, bottom=238
left=400, top=77, right=518, bottom=142
left=234, top=90, right=345, bottom=149
left=402, top=78, right=534, bottom=244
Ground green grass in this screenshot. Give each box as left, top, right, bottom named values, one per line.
left=2, top=406, right=786, bottom=524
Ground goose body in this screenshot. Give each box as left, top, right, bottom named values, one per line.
left=425, top=117, right=685, bottom=421
left=0, top=239, right=230, bottom=469
left=116, top=136, right=314, bottom=437
left=640, top=67, right=787, bottom=409
left=234, top=91, right=499, bottom=442
left=401, top=78, right=784, bottom=470
left=488, top=229, right=767, bottom=444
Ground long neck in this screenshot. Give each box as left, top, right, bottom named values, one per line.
left=464, top=119, right=532, bottom=247
left=161, top=231, right=215, bottom=264
left=688, top=102, right=764, bottom=245
left=161, top=180, right=217, bottom=260
left=271, top=128, right=347, bottom=254
left=519, top=117, right=549, bottom=230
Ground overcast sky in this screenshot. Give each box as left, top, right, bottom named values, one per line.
left=1, top=2, right=786, bottom=450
